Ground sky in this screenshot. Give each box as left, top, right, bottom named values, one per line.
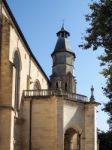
left=7, top=0, right=109, bottom=131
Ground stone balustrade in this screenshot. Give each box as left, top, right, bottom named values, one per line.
left=23, top=89, right=88, bottom=102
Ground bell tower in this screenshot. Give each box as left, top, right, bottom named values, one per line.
left=50, top=26, right=76, bottom=93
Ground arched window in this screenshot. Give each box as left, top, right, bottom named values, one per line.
left=13, top=51, right=21, bottom=110
left=67, top=72, right=73, bottom=93
left=33, top=80, right=41, bottom=90
left=56, top=82, right=58, bottom=89
left=65, top=82, right=67, bottom=92
left=56, top=80, right=61, bottom=90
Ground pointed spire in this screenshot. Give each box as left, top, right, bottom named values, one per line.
left=51, top=25, right=75, bottom=58
left=62, top=19, right=65, bottom=29
left=90, top=85, right=95, bottom=102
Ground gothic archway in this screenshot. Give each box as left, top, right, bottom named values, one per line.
left=64, top=128, right=79, bottom=150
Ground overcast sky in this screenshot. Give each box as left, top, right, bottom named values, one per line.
left=7, top=0, right=109, bottom=131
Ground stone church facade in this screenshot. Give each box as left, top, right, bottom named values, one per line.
left=0, top=1, right=99, bottom=150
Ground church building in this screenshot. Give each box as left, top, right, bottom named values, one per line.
left=0, top=1, right=99, bottom=150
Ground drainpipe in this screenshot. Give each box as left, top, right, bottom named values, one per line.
left=29, top=99, right=32, bottom=150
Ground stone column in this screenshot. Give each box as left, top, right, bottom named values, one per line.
left=56, top=96, right=64, bottom=150
left=84, top=102, right=97, bottom=150
left=0, top=15, right=13, bottom=150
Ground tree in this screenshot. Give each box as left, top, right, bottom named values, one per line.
left=79, top=0, right=112, bottom=130
left=98, top=130, right=112, bottom=150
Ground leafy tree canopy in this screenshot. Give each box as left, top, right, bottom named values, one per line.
left=98, top=131, right=112, bottom=150
left=80, top=0, right=112, bottom=129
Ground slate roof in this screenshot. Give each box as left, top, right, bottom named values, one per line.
left=51, top=26, right=75, bottom=58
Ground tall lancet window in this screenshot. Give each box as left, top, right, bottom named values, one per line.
left=13, top=51, right=21, bottom=110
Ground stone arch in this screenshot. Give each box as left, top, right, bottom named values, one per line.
left=64, top=128, right=79, bottom=150
left=13, top=50, right=22, bottom=110
left=33, top=79, right=41, bottom=90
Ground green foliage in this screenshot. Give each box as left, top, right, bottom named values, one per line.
left=98, top=131, right=112, bottom=150
left=80, top=0, right=112, bottom=130
left=80, top=0, right=112, bottom=51
left=103, top=100, right=112, bottom=130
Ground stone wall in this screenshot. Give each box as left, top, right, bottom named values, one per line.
left=0, top=3, right=49, bottom=150
left=63, top=100, right=97, bottom=150
left=85, top=103, right=97, bottom=150
left=0, top=15, right=13, bottom=150
left=22, top=96, right=61, bottom=150
left=64, top=100, right=85, bottom=150
left=2, top=2, right=49, bottom=108
left=21, top=96, right=97, bottom=150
